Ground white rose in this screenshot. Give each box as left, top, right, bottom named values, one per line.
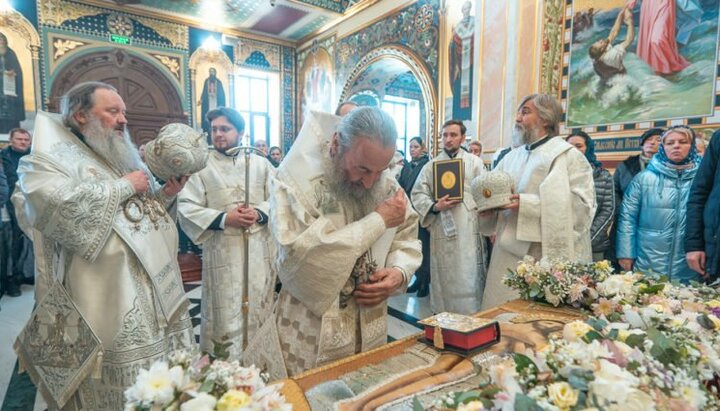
left=562, top=321, right=593, bottom=342
left=547, top=382, right=579, bottom=410
left=127, top=361, right=180, bottom=406
left=589, top=359, right=639, bottom=405
left=457, top=400, right=486, bottom=411
left=180, top=393, right=217, bottom=411
left=606, top=389, right=654, bottom=411
left=679, top=385, right=708, bottom=410
left=598, top=276, right=624, bottom=296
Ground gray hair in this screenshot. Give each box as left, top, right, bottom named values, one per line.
left=60, top=81, right=117, bottom=129
left=518, top=93, right=563, bottom=137
left=335, top=106, right=397, bottom=152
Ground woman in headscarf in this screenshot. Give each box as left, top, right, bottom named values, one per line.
left=567, top=131, right=615, bottom=261
left=399, top=137, right=431, bottom=297
left=617, top=126, right=700, bottom=283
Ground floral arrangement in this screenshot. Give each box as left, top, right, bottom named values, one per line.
left=503, top=257, right=614, bottom=307
left=431, top=261, right=720, bottom=411
left=432, top=317, right=720, bottom=410
left=124, top=350, right=290, bottom=411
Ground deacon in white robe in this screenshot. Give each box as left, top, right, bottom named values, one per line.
left=178, top=107, right=276, bottom=359
left=412, top=120, right=487, bottom=314
left=13, top=82, right=193, bottom=410
left=244, top=108, right=421, bottom=378
left=479, top=94, right=596, bottom=310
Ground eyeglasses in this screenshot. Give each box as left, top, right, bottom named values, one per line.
left=211, top=126, right=235, bottom=133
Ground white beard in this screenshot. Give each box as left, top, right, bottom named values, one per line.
left=323, top=148, right=385, bottom=220
left=82, top=117, right=146, bottom=176
left=512, top=124, right=544, bottom=146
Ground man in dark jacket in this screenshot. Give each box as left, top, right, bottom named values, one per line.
left=613, top=128, right=663, bottom=203
left=686, top=130, right=720, bottom=281
left=0, top=161, right=9, bottom=299
left=1, top=127, right=32, bottom=296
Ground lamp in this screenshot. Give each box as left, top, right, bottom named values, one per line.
left=201, top=36, right=220, bottom=51
left=0, top=0, right=14, bottom=13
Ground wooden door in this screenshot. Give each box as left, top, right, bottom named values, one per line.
left=48, top=48, right=187, bottom=145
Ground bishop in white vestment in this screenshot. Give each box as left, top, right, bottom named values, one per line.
left=479, top=94, right=596, bottom=310
left=245, top=109, right=422, bottom=378
left=179, top=108, right=276, bottom=359
left=14, top=83, right=193, bottom=410
left=412, top=120, right=487, bottom=314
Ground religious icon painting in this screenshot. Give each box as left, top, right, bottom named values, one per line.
left=299, top=46, right=334, bottom=127
left=0, top=12, right=39, bottom=135
left=564, top=0, right=720, bottom=127
left=446, top=0, right=476, bottom=122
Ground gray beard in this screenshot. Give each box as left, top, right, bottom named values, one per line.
left=323, top=148, right=384, bottom=220
left=512, top=124, right=544, bottom=146
left=81, top=117, right=145, bottom=176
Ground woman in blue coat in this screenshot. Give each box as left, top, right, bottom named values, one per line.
left=617, top=126, right=700, bottom=283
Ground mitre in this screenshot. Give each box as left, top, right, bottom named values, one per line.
left=471, top=170, right=514, bottom=212
left=144, top=123, right=209, bottom=181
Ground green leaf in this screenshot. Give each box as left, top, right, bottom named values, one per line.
left=412, top=396, right=424, bottom=411
left=456, top=390, right=482, bottom=405
left=626, top=360, right=641, bottom=372
left=199, top=377, right=215, bottom=393
left=567, top=369, right=592, bottom=390
left=586, top=317, right=607, bottom=331
left=697, top=314, right=716, bottom=330
left=607, top=328, right=619, bottom=340
left=639, top=283, right=666, bottom=295
left=514, top=394, right=542, bottom=411
left=625, top=334, right=645, bottom=348
left=582, top=330, right=604, bottom=343
left=513, top=353, right=537, bottom=374
left=647, top=326, right=681, bottom=366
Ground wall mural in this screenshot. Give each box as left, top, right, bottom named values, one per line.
left=567, top=0, right=720, bottom=127
left=189, top=48, right=233, bottom=138
left=298, top=45, right=334, bottom=127
left=542, top=0, right=720, bottom=153
left=38, top=0, right=190, bottom=113
left=335, top=0, right=440, bottom=98
left=447, top=0, right=475, bottom=121
left=0, top=10, right=40, bottom=134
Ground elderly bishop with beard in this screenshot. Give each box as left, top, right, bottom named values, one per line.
left=13, top=81, right=193, bottom=410
left=478, top=93, right=596, bottom=310
left=247, top=108, right=421, bottom=377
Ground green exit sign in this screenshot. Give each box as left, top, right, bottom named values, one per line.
left=109, top=34, right=131, bottom=45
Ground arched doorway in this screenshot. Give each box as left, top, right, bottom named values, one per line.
left=340, top=45, right=437, bottom=155
left=47, top=48, right=186, bottom=145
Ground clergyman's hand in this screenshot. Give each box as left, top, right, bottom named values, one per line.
left=162, top=176, right=189, bottom=197
left=123, top=170, right=149, bottom=194
left=434, top=194, right=461, bottom=212
left=354, top=268, right=404, bottom=307
left=235, top=205, right=259, bottom=228
left=686, top=251, right=708, bottom=278
left=375, top=189, right=407, bottom=228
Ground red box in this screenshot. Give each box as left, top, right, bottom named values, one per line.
left=418, top=312, right=501, bottom=353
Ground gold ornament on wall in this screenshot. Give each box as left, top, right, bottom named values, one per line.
left=52, top=39, right=86, bottom=61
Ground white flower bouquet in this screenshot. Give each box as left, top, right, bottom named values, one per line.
left=124, top=351, right=290, bottom=411
left=503, top=257, right=614, bottom=307
left=432, top=318, right=720, bottom=410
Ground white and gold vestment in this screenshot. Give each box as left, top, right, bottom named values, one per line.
left=178, top=151, right=276, bottom=359
left=479, top=137, right=596, bottom=309
left=245, top=111, right=422, bottom=377
left=411, top=148, right=487, bottom=314
left=13, top=112, right=193, bottom=410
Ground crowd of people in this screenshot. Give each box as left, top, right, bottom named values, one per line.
left=2, top=82, right=720, bottom=409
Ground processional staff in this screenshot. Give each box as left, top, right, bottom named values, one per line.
left=226, top=144, right=265, bottom=350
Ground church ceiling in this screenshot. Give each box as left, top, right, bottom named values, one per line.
left=95, top=0, right=373, bottom=41
left=348, top=58, right=417, bottom=98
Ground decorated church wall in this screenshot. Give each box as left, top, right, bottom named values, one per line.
left=476, top=0, right=720, bottom=163
left=5, top=0, right=296, bottom=146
